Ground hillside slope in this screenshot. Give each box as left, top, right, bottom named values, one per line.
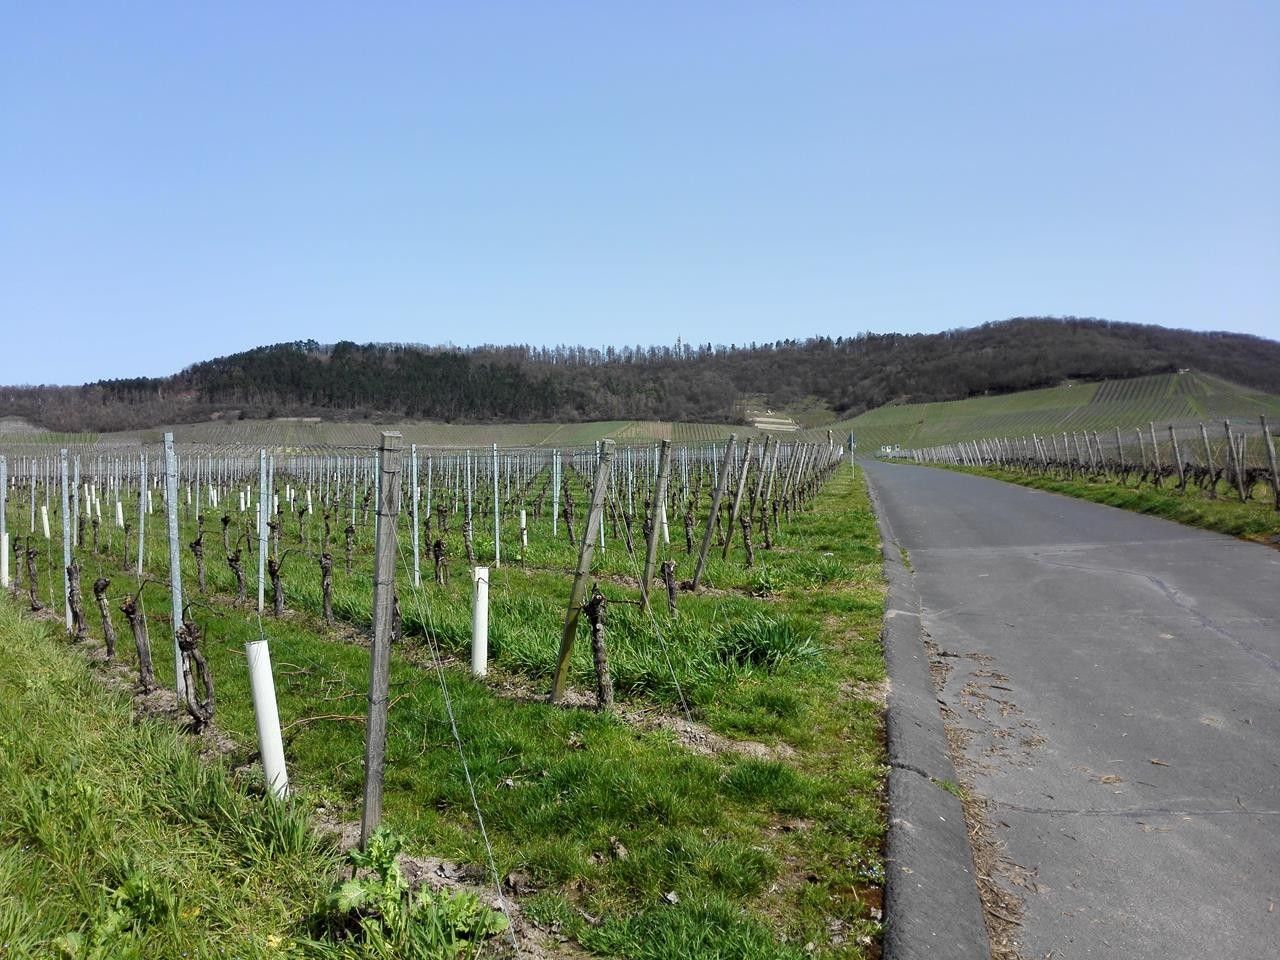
left=832, top=372, right=1280, bottom=452
left=4, top=317, right=1279, bottom=433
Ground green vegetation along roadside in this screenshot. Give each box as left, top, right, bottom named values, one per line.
left=0, top=601, right=514, bottom=960
left=0, top=599, right=338, bottom=959
left=938, top=464, right=1280, bottom=545
left=2, top=465, right=888, bottom=958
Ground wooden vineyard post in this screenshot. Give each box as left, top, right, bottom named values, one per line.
left=1148, top=422, right=1161, bottom=486
left=361, top=431, right=402, bottom=850
left=760, top=440, right=780, bottom=534
left=1168, top=426, right=1185, bottom=490
left=780, top=442, right=803, bottom=502
left=721, top=436, right=754, bottom=559
left=550, top=439, right=614, bottom=704
left=692, top=436, right=736, bottom=591
left=640, top=440, right=672, bottom=612
left=750, top=435, right=773, bottom=519
left=1199, top=423, right=1216, bottom=498
left=796, top=442, right=814, bottom=498
left=1225, top=420, right=1246, bottom=502
left=1262, top=416, right=1280, bottom=511
left=164, top=433, right=185, bottom=697
left=1237, top=432, right=1249, bottom=494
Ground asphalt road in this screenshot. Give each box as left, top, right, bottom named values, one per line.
left=864, top=461, right=1280, bottom=960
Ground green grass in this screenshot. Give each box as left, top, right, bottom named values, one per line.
left=0, top=600, right=338, bottom=959
left=2, top=463, right=888, bottom=957
left=935, top=779, right=963, bottom=800
left=951, top=464, right=1280, bottom=543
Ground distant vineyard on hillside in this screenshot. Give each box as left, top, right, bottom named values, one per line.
left=819, top=372, right=1280, bottom=452
left=8, top=318, right=1280, bottom=435
left=0, top=417, right=764, bottom=452
left=6, top=372, right=1276, bottom=457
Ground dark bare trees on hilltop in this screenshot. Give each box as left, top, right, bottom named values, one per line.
left=3, top=318, right=1279, bottom=432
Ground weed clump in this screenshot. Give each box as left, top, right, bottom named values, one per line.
left=714, top=614, right=817, bottom=672
left=303, top=827, right=508, bottom=959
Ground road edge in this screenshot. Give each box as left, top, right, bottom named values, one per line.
left=864, top=465, right=991, bottom=959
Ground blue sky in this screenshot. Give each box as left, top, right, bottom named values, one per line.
left=3, top=1, right=1276, bottom=385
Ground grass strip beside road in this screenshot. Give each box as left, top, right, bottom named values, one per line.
left=0, top=601, right=337, bottom=959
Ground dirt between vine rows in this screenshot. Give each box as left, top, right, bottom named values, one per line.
left=488, top=671, right=798, bottom=761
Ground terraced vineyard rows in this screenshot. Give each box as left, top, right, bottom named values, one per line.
left=815, top=372, right=1280, bottom=452
left=673, top=422, right=761, bottom=443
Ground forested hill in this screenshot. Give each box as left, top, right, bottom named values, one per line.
left=4, top=317, right=1279, bottom=433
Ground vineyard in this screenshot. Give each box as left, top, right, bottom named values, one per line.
left=823, top=372, right=1280, bottom=453
left=888, top=411, right=1280, bottom=542
left=0, top=418, right=777, bottom=453
left=0, top=434, right=885, bottom=959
